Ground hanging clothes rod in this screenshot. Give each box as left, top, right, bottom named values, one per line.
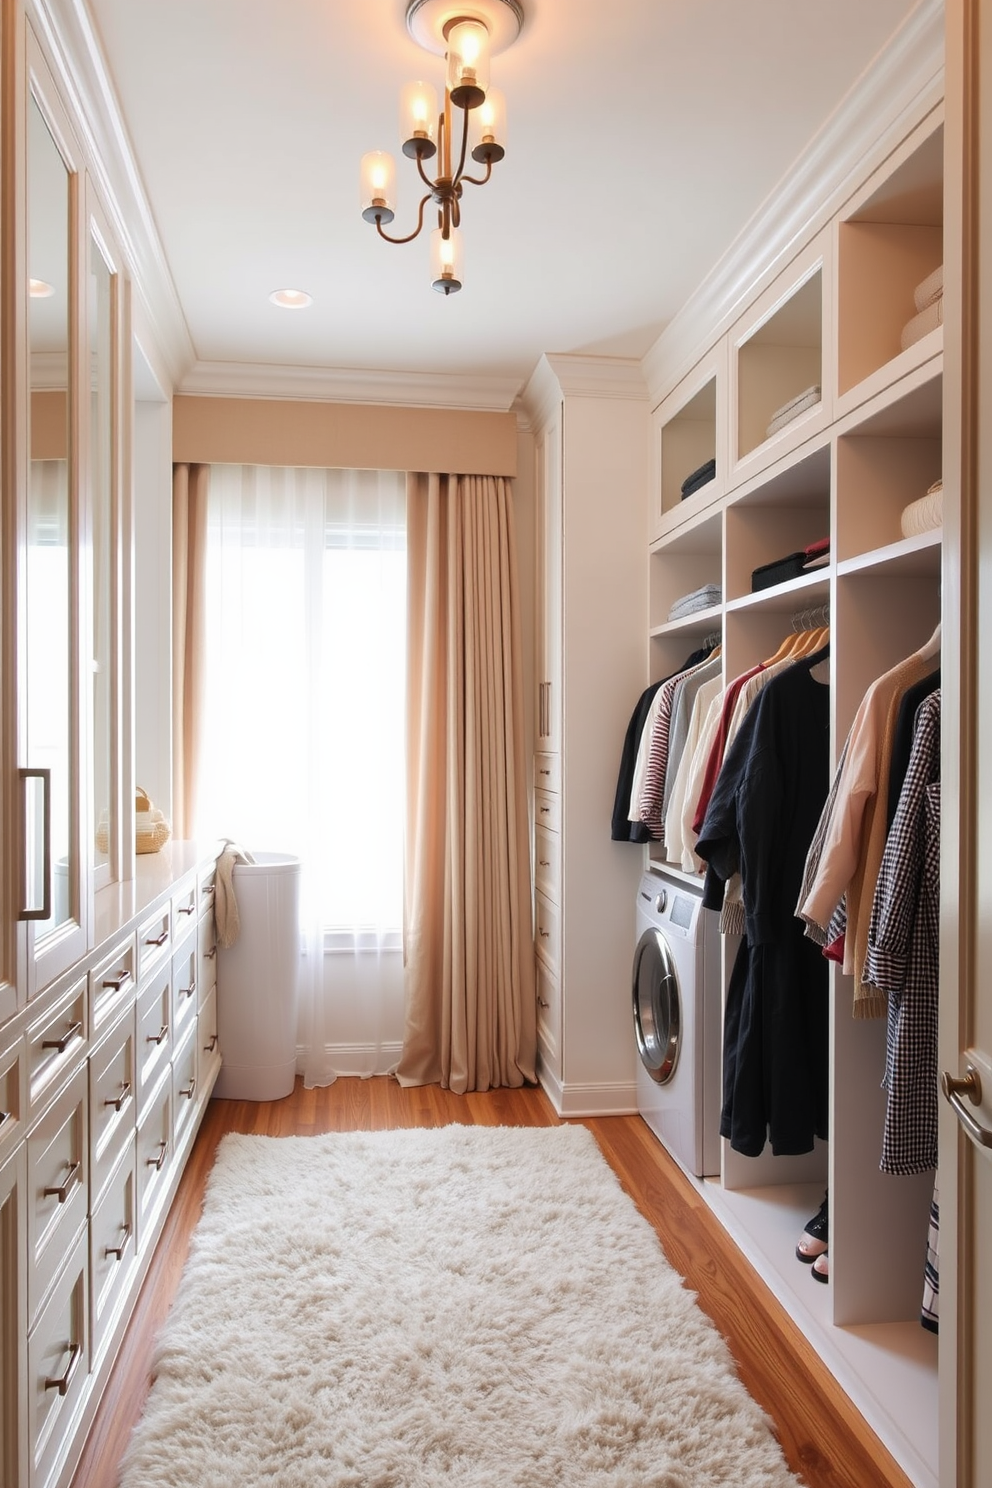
left=791, top=603, right=829, bottom=632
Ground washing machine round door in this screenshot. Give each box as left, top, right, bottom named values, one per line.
left=632, top=927, right=681, bottom=1084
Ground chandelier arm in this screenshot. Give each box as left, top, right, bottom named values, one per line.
left=451, top=101, right=471, bottom=187
left=414, top=149, right=438, bottom=193
left=458, top=161, right=494, bottom=188
left=374, top=192, right=432, bottom=245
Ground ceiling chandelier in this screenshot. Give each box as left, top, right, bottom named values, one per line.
left=359, top=0, right=523, bottom=294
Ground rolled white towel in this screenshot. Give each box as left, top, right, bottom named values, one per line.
left=900, top=295, right=943, bottom=352
left=914, top=264, right=943, bottom=313
left=900, top=481, right=943, bottom=538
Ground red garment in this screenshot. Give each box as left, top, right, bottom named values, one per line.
left=690, top=663, right=765, bottom=834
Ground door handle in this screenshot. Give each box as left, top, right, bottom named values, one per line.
left=940, top=1065, right=992, bottom=1149
left=19, top=767, right=52, bottom=921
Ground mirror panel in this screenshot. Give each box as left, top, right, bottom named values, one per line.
left=26, top=93, right=72, bottom=935
left=90, top=231, right=114, bottom=877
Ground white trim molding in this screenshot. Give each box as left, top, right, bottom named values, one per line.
left=179, top=359, right=524, bottom=413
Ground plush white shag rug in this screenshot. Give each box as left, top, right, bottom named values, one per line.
left=120, top=1125, right=802, bottom=1488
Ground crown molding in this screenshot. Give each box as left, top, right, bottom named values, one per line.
left=641, top=0, right=945, bottom=409
left=519, top=352, right=647, bottom=431
left=178, top=359, right=524, bottom=412
left=30, top=0, right=196, bottom=387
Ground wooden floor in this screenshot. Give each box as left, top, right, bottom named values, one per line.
left=70, top=1078, right=914, bottom=1488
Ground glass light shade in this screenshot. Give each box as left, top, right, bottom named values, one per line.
left=470, top=86, right=506, bottom=163
left=400, top=81, right=438, bottom=159
left=430, top=227, right=463, bottom=295
left=446, top=20, right=490, bottom=109
left=360, top=151, right=396, bottom=224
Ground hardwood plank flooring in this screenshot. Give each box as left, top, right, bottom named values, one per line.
left=69, top=1078, right=913, bottom=1488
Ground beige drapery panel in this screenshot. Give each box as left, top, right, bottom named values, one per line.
left=172, top=462, right=210, bottom=839
left=397, top=472, right=537, bottom=1094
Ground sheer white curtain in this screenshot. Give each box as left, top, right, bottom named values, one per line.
left=195, top=464, right=407, bottom=1087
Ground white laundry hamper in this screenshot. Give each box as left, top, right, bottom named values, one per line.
left=213, top=852, right=301, bottom=1101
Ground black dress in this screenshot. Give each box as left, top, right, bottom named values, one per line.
left=695, top=652, right=831, bottom=1157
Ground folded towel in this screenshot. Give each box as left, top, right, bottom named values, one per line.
left=900, top=295, right=943, bottom=352
left=766, top=384, right=821, bottom=438
left=900, top=481, right=943, bottom=538
left=680, top=457, right=717, bottom=499
left=667, top=582, right=722, bottom=621
left=914, top=264, right=943, bottom=313
left=215, top=839, right=257, bottom=949
left=803, top=537, right=830, bottom=560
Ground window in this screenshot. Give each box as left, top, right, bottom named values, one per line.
left=196, top=464, right=406, bottom=939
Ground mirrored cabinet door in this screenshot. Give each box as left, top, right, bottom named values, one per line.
left=20, top=78, right=87, bottom=992
left=88, top=218, right=116, bottom=888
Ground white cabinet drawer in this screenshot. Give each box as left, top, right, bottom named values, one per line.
left=27, top=1064, right=87, bottom=1329
left=136, top=1070, right=172, bottom=1246
left=198, top=910, right=218, bottom=1006
left=200, top=986, right=221, bottom=1085
left=198, top=861, right=217, bottom=921
left=29, top=1225, right=89, bottom=1488
left=534, top=890, right=561, bottom=974
left=534, top=823, right=561, bottom=904
left=172, top=1023, right=199, bottom=1155
left=535, top=958, right=561, bottom=1066
left=90, top=1142, right=136, bottom=1363
left=89, top=934, right=136, bottom=1036
left=88, top=1005, right=136, bottom=1208
left=171, top=936, right=198, bottom=1046
left=27, top=977, right=87, bottom=1118
left=135, top=964, right=172, bottom=1115
left=136, top=904, right=172, bottom=983
left=534, top=789, right=561, bottom=835
left=534, top=752, right=561, bottom=795
left=171, top=878, right=198, bottom=936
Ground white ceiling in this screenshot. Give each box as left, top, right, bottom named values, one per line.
left=81, top=0, right=923, bottom=401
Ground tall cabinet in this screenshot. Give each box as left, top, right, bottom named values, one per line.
left=523, top=355, right=648, bottom=1116
left=0, top=5, right=221, bottom=1486
left=643, top=49, right=945, bottom=1488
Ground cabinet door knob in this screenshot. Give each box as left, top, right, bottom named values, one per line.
left=941, top=1065, right=992, bottom=1149
left=44, top=1160, right=81, bottom=1204
left=42, top=1020, right=83, bottom=1054
left=44, top=1341, right=81, bottom=1397
left=103, top=1081, right=132, bottom=1113
left=104, top=1222, right=132, bottom=1261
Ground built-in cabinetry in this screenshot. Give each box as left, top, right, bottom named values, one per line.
left=645, top=98, right=945, bottom=1487
left=523, top=356, right=648, bottom=1116
left=0, top=6, right=223, bottom=1485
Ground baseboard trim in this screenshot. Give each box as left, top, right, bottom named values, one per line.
left=537, top=1065, right=638, bottom=1118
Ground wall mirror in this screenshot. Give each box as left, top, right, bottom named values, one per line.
left=90, top=227, right=115, bottom=880
left=24, top=91, right=72, bottom=931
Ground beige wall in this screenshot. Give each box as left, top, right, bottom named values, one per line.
left=173, top=395, right=518, bottom=476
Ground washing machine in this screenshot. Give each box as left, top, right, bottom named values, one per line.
left=632, top=869, right=722, bottom=1177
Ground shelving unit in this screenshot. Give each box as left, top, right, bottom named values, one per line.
left=644, top=94, right=945, bottom=1488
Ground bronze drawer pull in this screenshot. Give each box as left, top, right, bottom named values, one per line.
left=539, top=858, right=550, bottom=867
left=539, top=927, right=550, bottom=938
left=204, top=1033, right=219, bottom=1054
left=44, top=1341, right=81, bottom=1397
left=101, top=967, right=132, bottom=992
left=203, top=946, right=217, bottom=961
left=537, top=994, right=550, bottom=1009
left=147, top=1139, right=168, bottom=1171
left=103, top=1081, right=132, bottom=1113
left=104, top=1222, right=132, bottom=1261
left=146, top=1025, right=169, bottom=1046
left=539, top=806, right=551, bottom=815
left=144, top=929, right=169, bottom=947
left=180, top=1076, right=196, bottom=1101
left=201, top=882, right=215, bottom=898
left=180, top=981, right=196, bottom=1000
left=41, top=1020, right=83, bottom=1054
left=178, top=902, right=195, bottom=916
left=44, top=1161, right=81, bottom=1204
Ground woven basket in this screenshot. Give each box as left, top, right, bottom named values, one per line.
left=95, top=787, right=171, bottom=855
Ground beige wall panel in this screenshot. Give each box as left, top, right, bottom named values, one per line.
left=172, top=396, right=518, bottom=477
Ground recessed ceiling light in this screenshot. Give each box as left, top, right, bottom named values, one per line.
left=29, top=279, right=55, bottom=298
left=269, top=288, right=312, bottom=309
